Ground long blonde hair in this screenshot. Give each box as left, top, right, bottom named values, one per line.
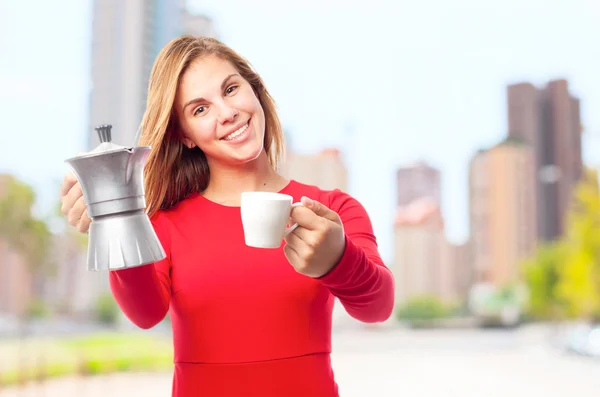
left=139, top=35, right=285, bottom=218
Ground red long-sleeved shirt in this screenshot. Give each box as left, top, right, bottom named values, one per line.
left=109, top=180, right=395, bottom=397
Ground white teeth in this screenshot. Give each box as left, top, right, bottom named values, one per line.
left=223, top=123, right=248, bottom=141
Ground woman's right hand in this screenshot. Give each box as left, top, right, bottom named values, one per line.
left=60, top=171, right=91, bottom=233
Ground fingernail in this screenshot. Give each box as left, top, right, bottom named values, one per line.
left=302, top=196, right=313, bottom=206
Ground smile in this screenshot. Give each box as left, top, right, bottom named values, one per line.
left=221, top=121, right=250, bottom=141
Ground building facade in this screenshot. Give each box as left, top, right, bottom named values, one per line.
left=469, top=138, right=537, bottom=286
left=280, top=148, right=348, bottom=192
left=396, top=161, right=441, bottom=207
left=507, top=79, right=583, bottom=241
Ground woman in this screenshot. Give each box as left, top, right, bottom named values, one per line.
left=60, top=35, right=394, bottom=397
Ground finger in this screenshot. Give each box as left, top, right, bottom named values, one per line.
left=285, top=230, right=318, bottom=266
left=59, top=172, right=78, bottom=197
left=301, top=197, right=340, bottom=223
left=290, top=205, right=324, bottom=231
left=289, top=226, right=318, bottom=248
left=76, top=208, right=91, bottom=234
left=68, top=196, right=87, bottom=227
left=283, top=240, right=302, bottom=267
left=61, top=182, right=83, bottom=216
left=284, top=228, right=309, bottom=250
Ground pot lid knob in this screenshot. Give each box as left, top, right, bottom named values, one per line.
left=96, top=124, right=112, bottom=143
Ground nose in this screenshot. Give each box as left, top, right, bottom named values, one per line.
left=217, top=103, right=239, bottom=125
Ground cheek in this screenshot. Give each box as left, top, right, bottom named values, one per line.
left=188, top=119, right=217, bottom=143
left=237, top=88, right=263, bottom=114
left=251, top=95, right=264, bottom=114
left=247, top=95, right=265, bottom=128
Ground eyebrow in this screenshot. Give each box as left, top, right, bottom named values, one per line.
left=181, top=73, right=240, bottom=112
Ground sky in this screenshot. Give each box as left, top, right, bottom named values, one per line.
left=0, top=0, right=599, bottom=262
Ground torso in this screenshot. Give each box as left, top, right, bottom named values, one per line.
left=159, top=180, right=340, bottom=396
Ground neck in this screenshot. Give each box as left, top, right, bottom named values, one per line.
left=203, top=151, right=288, bottom=206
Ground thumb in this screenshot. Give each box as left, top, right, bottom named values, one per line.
left=301, top=196, right=339, bottom=222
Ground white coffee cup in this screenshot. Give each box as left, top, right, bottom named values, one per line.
left=240, top=192, right=303, bottom=248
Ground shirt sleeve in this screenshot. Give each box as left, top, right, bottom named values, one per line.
left=108, top=212, right=172, bottom=329
left=316, top=190, right=395, bottom=323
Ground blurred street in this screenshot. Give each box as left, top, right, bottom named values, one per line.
left=1, top=324, right=599, bottom=397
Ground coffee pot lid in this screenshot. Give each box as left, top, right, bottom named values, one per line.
left=85, top=124, right=128, bottom=155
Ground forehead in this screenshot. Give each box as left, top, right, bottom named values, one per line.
left=179, top=55, right=238, bottom=94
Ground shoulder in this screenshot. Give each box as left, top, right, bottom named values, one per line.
left=149, top=192, right=202, bottom=228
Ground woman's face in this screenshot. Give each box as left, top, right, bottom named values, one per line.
left=175, top=55, right=266, bottom=166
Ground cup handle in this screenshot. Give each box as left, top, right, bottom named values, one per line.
left=284, top=202, right=304, bottom=236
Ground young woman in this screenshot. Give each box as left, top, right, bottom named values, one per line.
left=60, top=35, right=394, bottom=397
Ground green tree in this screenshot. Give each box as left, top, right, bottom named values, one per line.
left=396, top=296, right=452, bottom=323
left=95, top=293, right=119, bottom=326
left=523, top=169, right=600, bottom=322
left=555, top=170, right=600, bottom=321
left=522, top=242, right=566, bottom=320
left=0, top=174, right=53, bottom=317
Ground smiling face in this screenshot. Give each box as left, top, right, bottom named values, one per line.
left=174, top=55, right=266, bottom=167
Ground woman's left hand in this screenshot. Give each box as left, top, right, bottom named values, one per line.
left=283, top=196, right=346, bottom=278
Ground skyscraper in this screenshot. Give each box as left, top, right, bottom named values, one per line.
left=468, top=138, right=537, bottom=286
left=392, top=198, right=445, bottom=304
left=280, top=148, right=348, bottom=192
left=396, top=161, right=441, bottom=207
left=507, top=79, right=583, bottom=241
left=392, top=161, right=473, bottom=305
left=88, top=0, right=217, bottom=149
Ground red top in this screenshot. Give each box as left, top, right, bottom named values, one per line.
left=109, top=180, right=395, bottom=397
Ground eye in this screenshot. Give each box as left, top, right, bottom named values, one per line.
left=193, top=106, right=206, bottom=116
left=225, top=85, right=238, bottom=95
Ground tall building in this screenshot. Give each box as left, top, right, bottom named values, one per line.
left=280, top=148, right=348, bottom=192
left=468, top=138, right=537, bottom=286
left=0, top=239, right=32, bottom=316
left=392, top=161, right=471, bottom=305
left=441, top=241, right=471, bottom=303
left=396, top=161, right=441, bottom=207
left=392, top=198, right=446, bottom=304
left=392, top=198, right=471, bottom=305
left=507, top=79, right=583, bottom=241
left=88, top=0, right=217, bottom=148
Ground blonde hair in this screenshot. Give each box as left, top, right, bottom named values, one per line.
left=139, top=35, right=285, bottom=218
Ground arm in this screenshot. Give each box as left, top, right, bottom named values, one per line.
left=317, top=190, right=395, bottom=323
left=108, top=212, right=172, bottom=329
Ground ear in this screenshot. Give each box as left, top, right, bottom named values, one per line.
left=182, top=137, right=196, bottom=149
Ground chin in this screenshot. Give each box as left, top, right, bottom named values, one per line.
left=230, top=146, right=265, bottom=165
left=213, top=137, right=265, bottom=166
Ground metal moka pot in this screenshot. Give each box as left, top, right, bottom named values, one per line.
left=65, top=124, right=166, bottom=271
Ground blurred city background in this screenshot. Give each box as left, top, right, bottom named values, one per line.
left=1, top=0, right=600, bottom=396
